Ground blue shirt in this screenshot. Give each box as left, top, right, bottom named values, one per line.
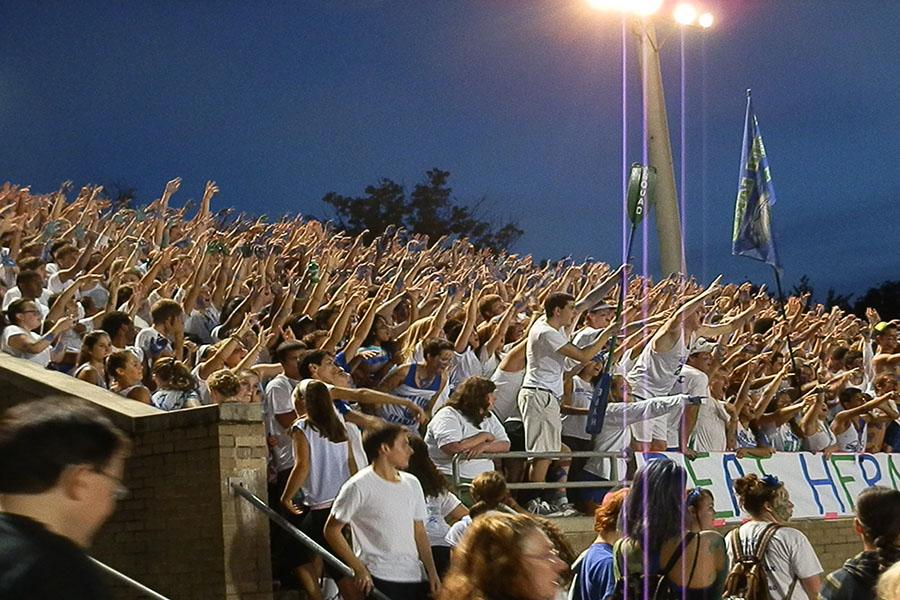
left=579, top=542, right=616, bottom=600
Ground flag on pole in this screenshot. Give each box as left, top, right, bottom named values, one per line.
left=732, top=90, right=781, bottom=270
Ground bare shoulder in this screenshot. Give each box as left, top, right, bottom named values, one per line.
left=700, top=530, right=727, bottom=552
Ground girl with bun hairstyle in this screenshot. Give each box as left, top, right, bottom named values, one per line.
left=820, top=486, right=900, bottom=600
left=727, top=473, right=822, bottom=599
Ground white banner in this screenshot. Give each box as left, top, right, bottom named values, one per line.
left=635, top=452, right=900, bottom=523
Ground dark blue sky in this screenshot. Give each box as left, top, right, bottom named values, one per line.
left=2, top=1, right=897, bottom=298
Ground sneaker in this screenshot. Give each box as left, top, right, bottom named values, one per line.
left=547, top=501, right=580, bottom=517
left=526, top=498, right=554, bottom=515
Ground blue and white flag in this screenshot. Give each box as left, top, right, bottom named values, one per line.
left=732, top=90, right=781, bottom=270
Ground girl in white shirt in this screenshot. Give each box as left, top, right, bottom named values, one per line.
left=1, top=299, right=73, bottom=368
left=728, top=474, right=822, bottom=599
left=404, top=435, right=468, bottom=577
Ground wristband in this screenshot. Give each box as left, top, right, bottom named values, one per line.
left=42, top=333, right=55, bottom=343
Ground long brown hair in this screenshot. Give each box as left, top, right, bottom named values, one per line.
left=298, top=380, right=347, bottom=444
left=439, top=513, right=544, bottom=600
left=445, top=376, right=495, bottom=426
left=405, top=435, right=448, bottom=499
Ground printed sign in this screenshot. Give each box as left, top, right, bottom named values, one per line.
left=635, top=452, right=900, bottom=522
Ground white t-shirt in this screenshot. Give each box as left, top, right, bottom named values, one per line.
left=561, top=376, right=593, bottom=440
left=490, top=367, right=525, bottom=423
left=2, top=287, right=51, bottom=311
left=444, top=515, right=473, bottom=547
left=424, top=491, right=463, bottom=547
left=47, top=272, right=77, bottom=295
left=726, top=522, right=822, bottom=600
left=330, top=467, right=428, bottom=582
left=185, top=306, right=221, bottom=345
left=522, top=316, right=570, bottom=397
left=1, top=325, right=51, bottom=367
left=424, top=406, right=509, bottom=480
left=449, top=348, right=482, bottom=391
left=135, top=327, right=172, bottom=367
left=627, top=334, right=689, bottom=400
left=676, top=365, right=728, bottom=452
left=263, top=374, right=300, bottom=473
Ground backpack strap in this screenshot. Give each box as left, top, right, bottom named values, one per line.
left=754, top=523, right=782, bottom=562
left=728, top=527, right=745, bottom=562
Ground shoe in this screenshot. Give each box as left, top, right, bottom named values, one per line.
left=526, top=498, right=554, bottom=515
left=547, top=502, right=580, bottom=517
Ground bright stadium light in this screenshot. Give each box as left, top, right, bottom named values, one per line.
left=587, top=0, right=661, bottom=15
left=633, top=0, right=663, bottom=15
left=673, top=3, right=698, bottom=25
left=698, top=12, right=714, bottom=28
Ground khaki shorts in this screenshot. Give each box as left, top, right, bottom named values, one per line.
left=517, top=388, right=562, bottom=454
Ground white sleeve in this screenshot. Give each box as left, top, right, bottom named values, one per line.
left=429, top=410, right=465, bottom=448
left=604, top=396, right=686, bottom=426
left=544, top=327, right=569, bottom=352
left=445, top=517, right=470, bottom=546
left=486, top=414, right=510, bottom=443
left=785, top=529, right=823, bottom=579
left=267, top=381, right=295, bottom=416
left=330, top=479, right=362, bottom=524
left=439, top=492, right=463, bottom=517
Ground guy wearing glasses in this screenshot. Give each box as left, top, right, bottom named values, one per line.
left=0, top=397, right=130, bottom=599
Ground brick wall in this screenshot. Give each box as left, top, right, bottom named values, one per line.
left=0, top=356, right=274, bottom=600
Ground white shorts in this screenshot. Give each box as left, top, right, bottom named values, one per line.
left=517, top=388, right=562, bottom=454
left=630, top=414, right=668, bottom=444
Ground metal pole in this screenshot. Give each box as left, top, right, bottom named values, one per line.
left=640, top=18, right=685, bottom=276
left=89, top=558, right=172, bottom=600
left=230, top=483, right=392, bottom=600
left=771, top=266, right=799, bottom=379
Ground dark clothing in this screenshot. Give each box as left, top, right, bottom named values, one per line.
left=371, top=577, right=429, bottom=600
left=0, top=513, right=110, bottom=600
left=820, top=551, right=881, bottom=600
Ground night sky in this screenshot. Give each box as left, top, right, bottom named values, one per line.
left=2, top=1, right=897, bottom=298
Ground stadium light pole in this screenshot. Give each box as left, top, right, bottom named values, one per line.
left=588, top=0, right=714, bottom=277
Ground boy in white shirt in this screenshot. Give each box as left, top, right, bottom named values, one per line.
left=325, top=423, right=440, bottom=600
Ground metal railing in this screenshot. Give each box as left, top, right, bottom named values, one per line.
left=230, top=481, right=393, bottom=600
left=90, top=557, right=172, bottom=600
left=450, top=450, right=629, bottom=494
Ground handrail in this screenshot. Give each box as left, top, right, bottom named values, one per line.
left=450, top=450, right=628, bottom=495
left=90, top=557, right=172, bottom=600
left=230, top=481, right=393, bottom=600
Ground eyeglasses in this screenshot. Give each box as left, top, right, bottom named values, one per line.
left=92, top=468, right=129, bottom=501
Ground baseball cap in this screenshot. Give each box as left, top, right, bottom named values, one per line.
left=873, top=321, right=893, bottom=334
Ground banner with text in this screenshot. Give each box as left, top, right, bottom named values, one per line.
left=635, top=452, right=900, bottom=523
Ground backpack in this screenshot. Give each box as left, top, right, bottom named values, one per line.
left=723, top=524, right=798, bottom=600
left=611, top=533, right=695, bottom=600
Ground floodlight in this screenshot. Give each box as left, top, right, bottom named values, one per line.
left=673, top=4, right=698, bottom=25
left=698, top=12, right=714, bottom=28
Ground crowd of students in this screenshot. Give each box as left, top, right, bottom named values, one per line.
left=0, top=179, right=898, bottom=599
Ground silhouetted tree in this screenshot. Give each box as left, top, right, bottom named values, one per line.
left=853, top=280, right=899, bottom=321
left=824, top=288, right=854, bottom=313
left=323, top=168, right=523, bottom=252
